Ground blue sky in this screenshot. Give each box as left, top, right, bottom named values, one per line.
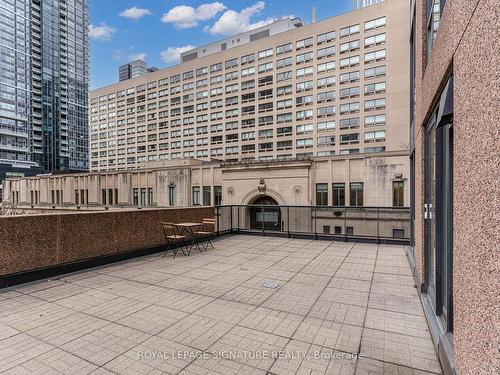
left=89, top=0, right=355, bottom=89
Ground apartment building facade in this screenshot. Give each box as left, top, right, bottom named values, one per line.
left=0, top=0, right=89, bottom=186
left=89, top=0, right=409, bottom=171
left=409, top=0, right=498, bottom=374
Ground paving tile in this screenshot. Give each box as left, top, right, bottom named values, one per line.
left=159, top=314, right=235, bottom=350
left=0, top=322, right=19, bottom=340
left=355, top=356, right=439, bottom=375
left=221, top=286, right=275, bottom=305
left=364, top=309, right=431, bottom=339
left=208, top=326, right=289, bottom=371
left=368, top=294, right=424, bottom=316
left=195, top=299, right=255, bottom=324
left=269, top=339, right=357, bottom=375
left=104, top=336, right=196, bottom=374
left=239, top=307, right=303, bottom=338
left=0, top=333, right=54, bottom=373
left=1, top=302, right=76, bottom=332
left=61, top=322, right=150, bottom=366
left=27, top=283, right=89, bottom=302
left=319, top=287, right=370, bottom=308
left=3, top=347, right=98, bottom=375
left=25, top=312, right=109, bottom=346
left=308, top=299, right=366, bottom=326
left=117, top=304, right=189, bottom=335
left=293, top=317, right=362, bottom=353
left=155, top=289, right=215, bottom=313
left=327, top=277, right=372, bottom=293
left=160, top=276, right=233, bottom=298
left=359, top=329, right=442, bottom=374
left=181, top=356, right=266, bottom=375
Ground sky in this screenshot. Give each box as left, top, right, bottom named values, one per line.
left=88, top=0, right=355, bottom=89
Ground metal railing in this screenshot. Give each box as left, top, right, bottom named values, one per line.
left=214, top=204, right=410, bottom=244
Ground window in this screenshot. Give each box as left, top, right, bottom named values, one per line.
left=339, top=56, right=360, bottom=69
left=340, top=24, right=360, bottom=37
left=364, top=49, right=386, bottom=63
left=148, top=188, right=153, bottom=206
left=276, top=57, right=292, bottom=69
left=364, top=114, right=386, bottom=127
left=346, top=227, right=354, bottom=235
left=364, top=82, right=386, bottom=95
left=323, top=226, right=331, bottom=234
left=333, top=183, right=345, bottom=206
left=393, top=181, right=404, bottom=207
left=317, top=135, right=335, bottom=146
left=364, top=33, right=386, bottom=47
left=192, top=187, right=200, bottom=206
left=365, top=16, right=386, bottom=31
left=317, top=31, right=335, bottom=44
left=317, top=76, right=336, bottom=88
left=365, top=65, right=386, bottom=79
left=276, top=42, right=293, bottom=54
left=340, top=40, right=360, bottom=53
left=318, top=61, right=336, bottom=73
left=334, top=226, right=342, bottom=235
left=364, top=98, right=386, bottom=111
left=214, top=186, right=222, bottom=205
left=168, top=185, right=176, bottom=206
left=258, top=48, right=273, bottom=59
left=296, top=37, right=313, bottom=49
left=318, top=121, right=335, bottom=132
left=316, top=183, right=328, bottom=206
left=427, top=0, right=441, bottom=56
left=203, top=186, right=211, bottom=206
left=241, top=53, right=255, bottom=64
left=393, top=229, right=405, bottom=238
left=317, top=46, right=335, bottom=59
left=364, top=130, right=386, bottom=142
left=350, top=182, right=363, bottom=206
left=340, top=71, right=360, bottom=84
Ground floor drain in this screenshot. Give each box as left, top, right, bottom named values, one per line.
left=262, top=281, right=280, bottom=289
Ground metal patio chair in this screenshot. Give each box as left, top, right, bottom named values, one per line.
left=197, top=218, right=216, bottom=251
left=161, top=222, right=188, bottom=258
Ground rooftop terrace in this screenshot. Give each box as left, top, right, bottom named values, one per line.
left=0, top=235, right=441, bottom=374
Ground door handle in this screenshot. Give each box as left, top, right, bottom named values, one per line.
left=424, top=203, right=428, bottom=219
left=429, top=204, right=432, bottom=220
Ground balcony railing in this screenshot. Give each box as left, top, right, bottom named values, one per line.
left=215, top=204, right=410, bottom=244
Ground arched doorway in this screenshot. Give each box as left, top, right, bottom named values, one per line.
left=249, top=196, right=281, bottom=230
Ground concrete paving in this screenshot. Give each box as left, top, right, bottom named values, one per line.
left=0, top=235, right=442, bottom=374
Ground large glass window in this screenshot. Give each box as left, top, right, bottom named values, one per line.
left=393, top=181, right=404, bottom=206
left=333, top=183, right=345, bottom=206
left=316, top=183, right=328, bottom=206
left=192, top=186, right=200, bottom=206
left=350, top=182, right=364, bottom=206
left=203, top=186, right=211, bottom=206
left=214, top=186, right=222, bottom=205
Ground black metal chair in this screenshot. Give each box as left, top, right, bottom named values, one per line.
left=161, top=222, right=188, bottom=258
left=196, top=218, right=216, bottom=251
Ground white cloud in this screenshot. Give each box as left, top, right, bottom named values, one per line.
left=89, top=23, right=116, bottom=41
left=205, top=1, right=273, bottom=36
left=119, top=7, right=152, bottom=20
left=160, top=45, right=196, bottom=64
left=129, top=53, right=147, bottom=62
left=161, top=2, right=226, bottom=28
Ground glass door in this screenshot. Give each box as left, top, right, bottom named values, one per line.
left=425, top=116, right=437, bottom=308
